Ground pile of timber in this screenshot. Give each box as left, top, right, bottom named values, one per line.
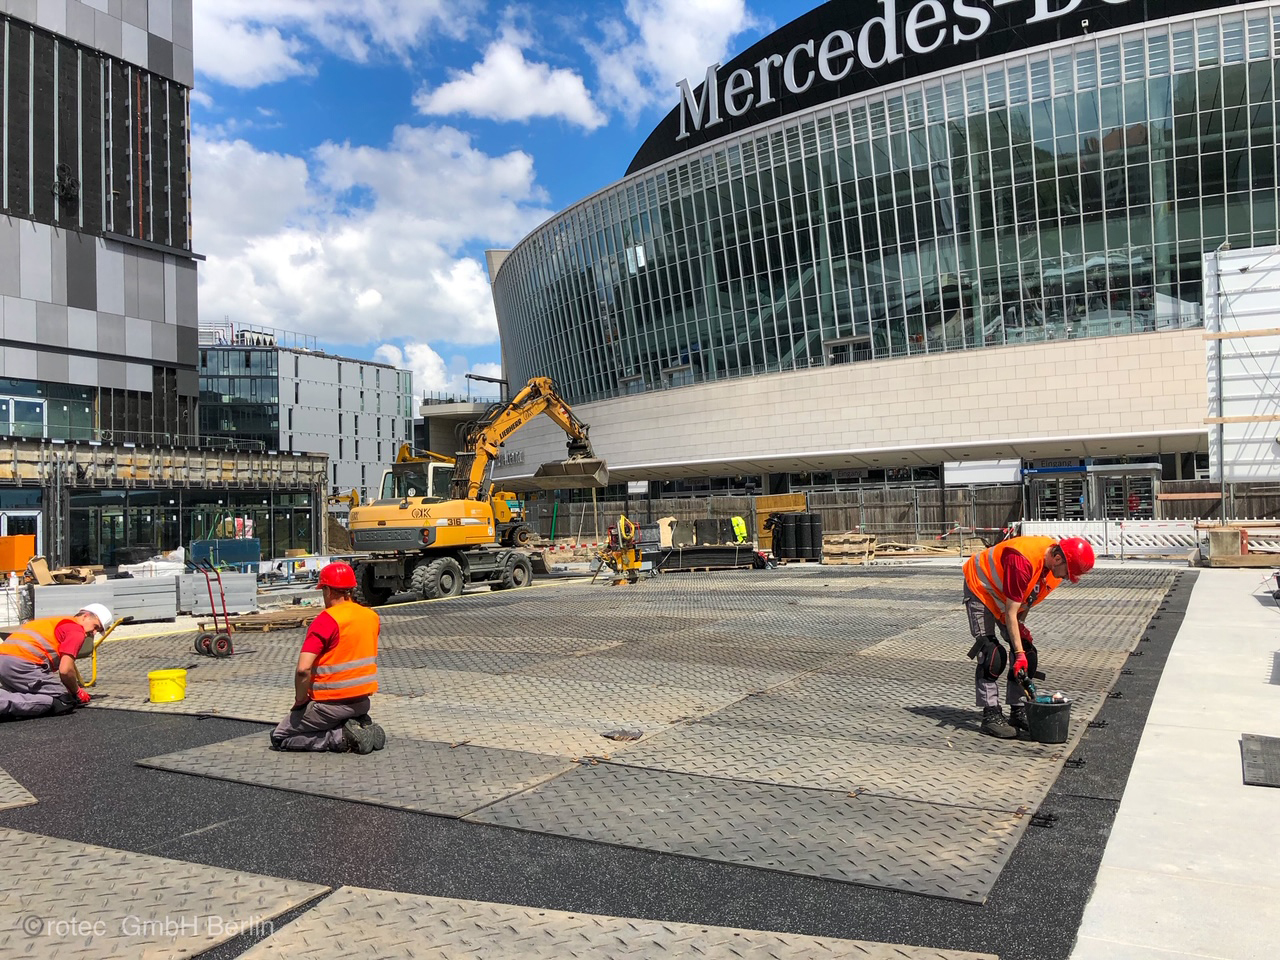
left=821, top=534, right=987, bottom=564
left=200, top=609, right=319, bottom=633
left=821, top=533, right=877, bottom=565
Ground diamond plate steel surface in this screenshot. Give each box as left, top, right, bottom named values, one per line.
left=1241, top=734, right=1280, bottom=787
left=609, top=723, right=1061, bottom=812
left=89, top=678, right=286, bottom=722
left=468, top=764, right=1025, bottom=902
left=237, top=885, right=997, bottom=960
left=0, top=767, right=36, bottom=811
left=815, top=652, right=1126, bottom=692
left=138, top=734, right=574, bottom=816
left=0, top=827, right=326, bottom=959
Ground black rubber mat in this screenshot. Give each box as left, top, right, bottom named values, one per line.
left=1241, top=734, right=1280, bottom=787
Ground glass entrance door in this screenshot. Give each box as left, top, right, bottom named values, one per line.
left=0, top=510, right=42, bottom=555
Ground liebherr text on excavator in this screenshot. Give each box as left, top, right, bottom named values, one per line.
left=346, top=377, right=608, bottom=604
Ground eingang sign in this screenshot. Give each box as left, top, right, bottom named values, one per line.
left=626, top=0, right=1231, bottom=175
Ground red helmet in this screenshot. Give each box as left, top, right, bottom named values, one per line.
left=317, top=561, right=357, bottom=590
left=1057, top=537, right=1095, bottom=583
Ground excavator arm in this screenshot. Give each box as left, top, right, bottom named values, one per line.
left=452, top=377, right=605, bottom=501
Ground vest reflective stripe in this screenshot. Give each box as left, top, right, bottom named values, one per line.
left=0, top=617, right=70, bottom=667
left=310, top=600, right=380, bottom=701
left=963, top=536, right=1060, bottom=622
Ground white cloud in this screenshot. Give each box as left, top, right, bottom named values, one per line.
left=373, top=344, right=503, bottom=398
left=589, top=0, right=764, bottom=120
left=415, top=38, right=607, bottom=130
left=192, top=125, right=554, bottom=361
left=193, top=0, right=476, bottom=89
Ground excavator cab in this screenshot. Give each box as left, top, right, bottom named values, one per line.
left=380, top=460, right=454, bottom=501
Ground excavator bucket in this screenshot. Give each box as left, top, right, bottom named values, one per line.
left=530, top=458, right=609, bottom=489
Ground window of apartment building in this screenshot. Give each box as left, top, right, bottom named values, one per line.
left=287, top=409, right=292, bottom=430
left=376, top=417, right=382, bottom=437
left=337, top=364, right=342, bottom=384
left=360, top=390, right=365, bottom=411
left=333, top=464, right=338, bottom=486
left=294, top=356, right=299, bottom=377
left=355, top=440, right=360, bottom=459
left=376, top=369, right=381, bottom=387
left=294, top=382, right=299, bottom=403
left=338, top=439, right=343, bottom=460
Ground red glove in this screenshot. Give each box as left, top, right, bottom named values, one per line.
left=1011, top=651, right=1029, bottom=679
left=1019, top=622, right=1034, bottom=647
left=75, top=687, right=92, bottom=706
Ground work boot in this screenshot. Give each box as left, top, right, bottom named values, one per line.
left=342, top=718, right=377, bottom=755
left=1008, top=704, right=1033, bottom=740
left=980, top=705, right=1018, bottom=739
left=354, top=714, right=387, bottom=751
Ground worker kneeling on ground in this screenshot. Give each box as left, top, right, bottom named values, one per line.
left=270, top=562, right=386, bottom=754
left=963, top=536, right=1095, bottom=739
left=0, top=603, right=110, bottom=719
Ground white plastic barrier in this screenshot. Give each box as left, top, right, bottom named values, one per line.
left=1020, top=521, right=1199, bottom=557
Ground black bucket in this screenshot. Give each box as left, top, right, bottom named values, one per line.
left=1024, top=697, right=1071, bottom=744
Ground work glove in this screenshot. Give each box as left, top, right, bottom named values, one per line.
left=1011, top=651, right=1030, bottom=680
left=75, top=687, right=92, bottom=706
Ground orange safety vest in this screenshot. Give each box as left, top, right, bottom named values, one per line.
left=0, top=617, right=76, bottom=668
left=963, top=536, right=1063, bottom=623
left=311, top=600, right=380, bottom=701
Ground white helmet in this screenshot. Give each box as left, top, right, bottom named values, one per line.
left=78, top=603, right=113, bottom=631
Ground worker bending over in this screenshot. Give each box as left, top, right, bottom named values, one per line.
left=271, top=561, right=386, bottom=754
left=963, top=536, right=1095, bottom=739
left=0, top=603, right=111, bottom=719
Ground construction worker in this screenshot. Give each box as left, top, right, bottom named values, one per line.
left=964, top=536, right=1095, bottom=739
left=0, top=603, right=111, bottom=719
left=270, top=561, right=386, bottom=754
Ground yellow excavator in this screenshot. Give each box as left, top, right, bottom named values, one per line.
left=347, top=376, right=608, bottom=604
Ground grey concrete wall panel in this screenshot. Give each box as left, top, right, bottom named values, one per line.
left=136, top=249, right=164, bottom=322
left=35, top=579, right=179, bottom=622
left=35, top=302, right=68, bottom=347
left=98, top=358, right=126, bottom=389
left=162, top=258, right=176, bottom=325
left=176, top=365, right=195, bottom=397
left=80, top=0, right=110, bottom=13
left=108, top=0, right=119, bottom=17
left=3, top=297, right=36, bottom=342
left=172, top=0, right=190, bottom=51
left=121, top=20, right=146, bottom=69
left=0, top=220, right=20, bottom=297
left=146, top=0, right=169, bottom=39
left=49, top=227, right=66, bottom=305
left=147, top=32, right=171, bottom=79
left=126, top=360, right=149, bottom=391
left=2, top=347, right=38, bottom=378
left=34, top=0, right=66, bottom=34
left=66, top=0, right=96, bottom=45
left=67, top=353, right=97, bottom=384
left=94, top=9, right=122, bottom=58
left=175, top=323, right=196, bottom=365
left=36, top=349, right=68, bottom=382
left=67, top=306, right=96, bottom=350
left=6, top=0, right=38, bottom=26
left=152, top=318, right=176, bottom=361
left=178, top=574, right=257, bottom=615
left=120, top=0, right=144, bottom=28
left=125, top=314, right=152, bottom=357
left=96, top=311, right=125, bottom=353
left=18, top=223, right=52, bottom=302
left=172, top=41, right=192, bottom=88
left=65, top=231, right=97, bottom=309
left=96, top=240, right=125, bottom=314
left=174, top=259, right=196, bottom=325
left=122, top=248, right=138, bottom=317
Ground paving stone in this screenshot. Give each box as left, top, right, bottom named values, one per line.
left=0, top=767, right=36, bottom=811
left=468, top=764, right=1026, bottom=903
left=237, top=885, right=997, bottom=959
left=0, top=827, right=326, bottom=959
left=138, top=734, right=574, bottom=817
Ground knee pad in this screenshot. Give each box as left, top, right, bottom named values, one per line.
left=975, top=636, right=1007, bottom=682
left=1024, top=642, right=1039, bottom=679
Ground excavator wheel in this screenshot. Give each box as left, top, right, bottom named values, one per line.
left=412, top=557, right=464, bottom=600
left=511, top=524, right=534, bottom=548
left=353, top=564, right=391, bottom=607
left=495, top=553, right=533, bottom=590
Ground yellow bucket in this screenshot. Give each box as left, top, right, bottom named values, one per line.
left=148, top=669, right=187, bottom=703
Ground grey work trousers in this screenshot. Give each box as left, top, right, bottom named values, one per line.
left=963, top=585, right=1026, bottom=710
left=0, top=655, right=75, bottom=719
left=270, top=696, right=370, bottom=752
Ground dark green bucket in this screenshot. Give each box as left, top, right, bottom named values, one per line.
left=1025, top=697, right=1071, bottom=743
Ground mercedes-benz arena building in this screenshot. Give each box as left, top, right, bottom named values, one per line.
left=490, top=1, right=1277, bottom=509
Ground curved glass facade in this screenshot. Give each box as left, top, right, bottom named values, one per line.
left=494, top=5, right=1280, bottom=403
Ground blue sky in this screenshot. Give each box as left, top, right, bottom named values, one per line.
left=190, top=0, right=814, bottom=398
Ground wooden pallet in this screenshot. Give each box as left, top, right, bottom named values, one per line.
left=199, top=610, right=319, bottom=633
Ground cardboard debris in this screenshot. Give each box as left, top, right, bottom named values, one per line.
left=25, top=557, right=102, bottom=585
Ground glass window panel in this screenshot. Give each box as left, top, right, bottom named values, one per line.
left=1172, top=27, right=1194, bottom=72
left=1197, top=23, right=1220, bottom=67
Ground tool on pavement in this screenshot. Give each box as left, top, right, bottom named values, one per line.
left=76, top=614, right=134, bottom=688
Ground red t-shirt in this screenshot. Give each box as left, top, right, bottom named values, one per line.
left=54, top=621, right=88, bottom=659
left=300, top=610, right=340, bottom=655
left=1000, top=549, right=1035, bottom=603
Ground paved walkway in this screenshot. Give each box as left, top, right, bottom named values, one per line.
left=1070, top=568, right=1280, bottom=960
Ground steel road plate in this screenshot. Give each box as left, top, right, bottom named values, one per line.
left=0, top=767, right=36, bottom=811
left=607, top=722, right=1060, bottom=812
left=138, top=734, right=574, bottom=817
left=506, top=655, right=800, bottom=692
left=88, top=678, right=286, bottom=723
left=0, top=827, right=326, bottom=959
left=468, top=764, right=1025, bottom=903
left=237, top=885, right=998, bottom=960
left=1241, top=734, right=1280, bottom=788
